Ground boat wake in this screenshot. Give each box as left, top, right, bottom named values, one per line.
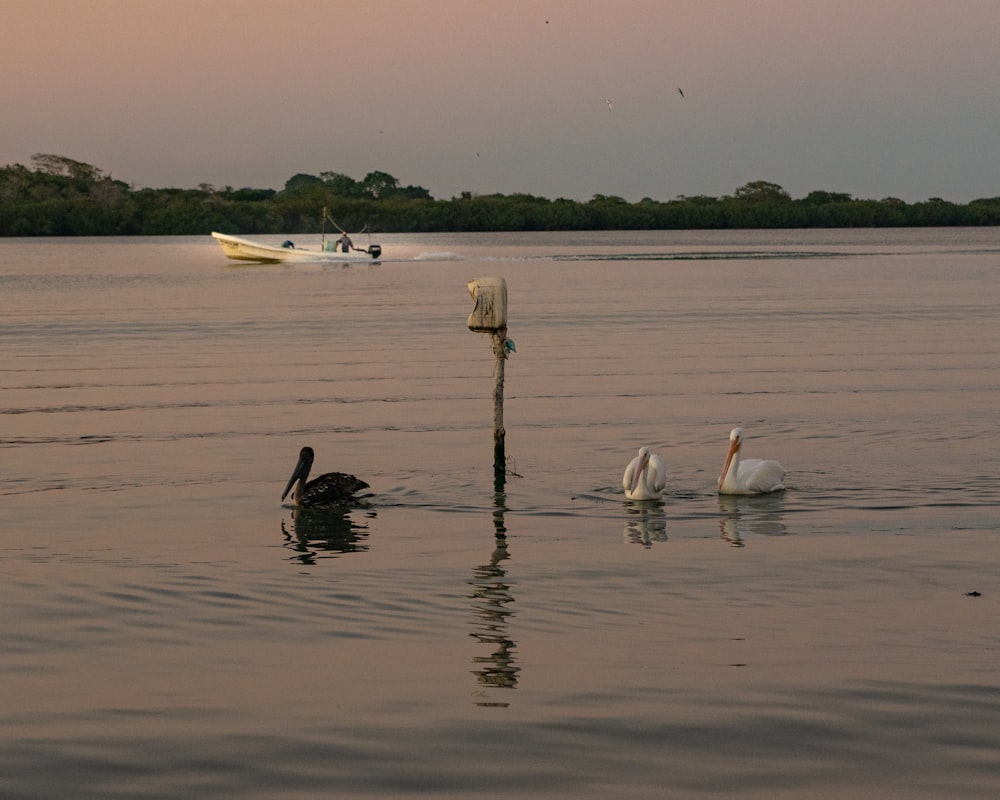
left=413, top=251, right=463, bottom=261
left=551, top=250, right=854, bottom=262
left=404, top=249, right=858, bottom=264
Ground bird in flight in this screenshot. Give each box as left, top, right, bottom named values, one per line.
left=605, top=98, right=613, bottom=112
left=677, top=87, right=685, bottom=98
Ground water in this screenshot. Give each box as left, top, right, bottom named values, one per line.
left=2, top=228, right=999, bottom=798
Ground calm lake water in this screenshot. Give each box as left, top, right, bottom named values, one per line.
left=2, top=228, right=999, bottom=799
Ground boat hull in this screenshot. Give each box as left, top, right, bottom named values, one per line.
left=211, top=232, right=380, bottom=263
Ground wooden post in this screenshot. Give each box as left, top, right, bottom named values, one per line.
left=467, top=277, right=512, bottom=489
left=491, top=326, right=508, bottom=489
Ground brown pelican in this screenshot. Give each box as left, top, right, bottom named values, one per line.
left=623, top=446, right=667, bottom=501
left=717, top=427, right=786, bottom=495
left=281, top=446, right=369, bottom=507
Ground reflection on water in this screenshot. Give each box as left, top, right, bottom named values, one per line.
left=717, top=493, right=789, bottom=546
left=469, top=489, right=520, bottom=706
left=623, top=502, right=668, bottom=547
left=5, top=231, right=1000, bottom=799
left=280, top=507, right=375, bottom=563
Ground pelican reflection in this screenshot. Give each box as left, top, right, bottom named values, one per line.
left=624, top=503, right=667, bottom=547
left=281, top=506, right=375, bottom=564
left=717, top=492, right=788, bottom=547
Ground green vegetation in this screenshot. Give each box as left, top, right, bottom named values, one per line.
left=3, top=155, right=1000, bottom=235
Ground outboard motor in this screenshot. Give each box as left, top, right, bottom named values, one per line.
left=282, top=240, right=295, bottom=249
left=369, top=244, right=382, bottom=259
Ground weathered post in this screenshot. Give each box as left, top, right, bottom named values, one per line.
left=467, top=277, right=514, bottom=487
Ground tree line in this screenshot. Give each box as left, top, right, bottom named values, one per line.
left=3, top=153, right=1000, bottom=236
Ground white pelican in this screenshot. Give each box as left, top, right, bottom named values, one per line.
left=282, top=446, right=369, bottom=507
left=717, top=427, right=786, bottom=495
left=623, top=446, right=666, bottom=501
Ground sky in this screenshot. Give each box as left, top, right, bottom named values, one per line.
left=3, top=0, right=1000, bottom=203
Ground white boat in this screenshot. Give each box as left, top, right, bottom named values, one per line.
left=211, top=231, right=382, bottom=263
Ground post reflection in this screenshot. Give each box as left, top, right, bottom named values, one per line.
left=280, top=507, right=375, bottom=564
left=717, top=493, right=789, bottom=547
left=469, top=485, right=520, bottom=707
left=623, top=502, right=668, bottom=547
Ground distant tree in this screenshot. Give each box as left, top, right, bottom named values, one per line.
left=733, top=180, right=792, bottom=203
left=964, top=198, right=1000, bottom=224
left=223, top=187, right=276, bottom=202
left=589, top=193, right=628, bottom=204
left=0, top=163, right=30, bottom=202
left=6, top=154, right=1000, bottom=235
left=682, top=194, right=721, bottom=205
left=31, top=153, right=103, bottom=183
left=800, top=190, right=853, bottom=205
left=359, top=170, right=400, bottom=199
left=911, top=197, right=962, bottom=226
left=319, top=171, right=359, bottom=197
left=88, top=178, right=127, bottom=206
left=283, top=173, right=323, bottom=193
left=398, top=183, right=433, bottom=200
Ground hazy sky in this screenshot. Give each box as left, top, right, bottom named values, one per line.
left=4, top=0, right=1000, bottom=202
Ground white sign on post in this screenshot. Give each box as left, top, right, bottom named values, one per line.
left=467, top=276, right=508, bottom=333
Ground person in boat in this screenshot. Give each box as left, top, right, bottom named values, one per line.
left=339, top=232, right=353, bottom=253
